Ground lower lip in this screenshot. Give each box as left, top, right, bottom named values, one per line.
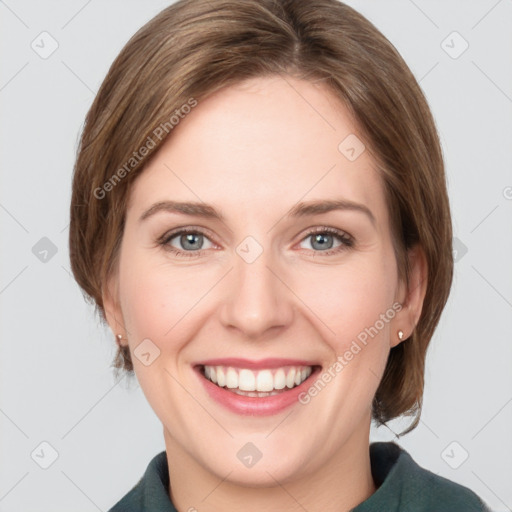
left=195, top=366, right=321, bottom=416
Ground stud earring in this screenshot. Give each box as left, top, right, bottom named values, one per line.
left=398, top=330, right=404, bottom=340
left=116, top=334, right=124, bottom=345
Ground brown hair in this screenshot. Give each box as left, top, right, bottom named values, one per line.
left=69, top=0, right=453, bottom=434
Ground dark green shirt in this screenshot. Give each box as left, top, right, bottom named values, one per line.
left=108, top=441, right=491, bottom=511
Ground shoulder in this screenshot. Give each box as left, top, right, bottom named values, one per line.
left=359, top=442, right=491, bottom=512
left=107, top=451, right=171, bottom=512
left=108, top=478, right=144, bottom=512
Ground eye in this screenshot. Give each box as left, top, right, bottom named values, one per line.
left=158, top=226, right=354, bottom=258
left=297, top=227, right=354, bottom=256
left=159, top=228, right=215, bottom=258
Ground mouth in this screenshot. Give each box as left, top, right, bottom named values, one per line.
left=199, top=364, right=317, bottom=397
left=193, top=359, right=322, bottom=415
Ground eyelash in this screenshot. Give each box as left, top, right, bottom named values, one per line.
left=157, top=226, right=354, bottom=259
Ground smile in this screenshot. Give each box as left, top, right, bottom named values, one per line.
left=194, top=359, right=322, bottom=415
left=202, top=365, right=314, bottom=396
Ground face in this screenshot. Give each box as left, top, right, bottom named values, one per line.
left=104, top=75, right=421, bottom=486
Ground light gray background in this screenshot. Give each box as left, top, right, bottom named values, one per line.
left=1, top=1, right=511, bottom=511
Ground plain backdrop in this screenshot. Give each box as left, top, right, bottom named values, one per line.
left=1, top=1, right=511, bottom=511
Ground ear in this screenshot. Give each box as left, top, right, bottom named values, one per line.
left=101, top=272, right=127, bottom=347
left=390, top=244, right=428, bottom=348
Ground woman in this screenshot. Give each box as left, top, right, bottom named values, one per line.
left=68, top=0, right=491, bottom=510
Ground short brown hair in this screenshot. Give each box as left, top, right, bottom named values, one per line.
left=69, top=0, right=453, bottom=434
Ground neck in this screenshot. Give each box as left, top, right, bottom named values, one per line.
left=164, top=418, right=376, bottom=512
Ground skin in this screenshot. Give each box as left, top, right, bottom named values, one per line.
left=103, top=75, right=427, bottom=512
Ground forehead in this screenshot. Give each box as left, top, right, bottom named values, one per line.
left=127, top=76, right=387, bottom=229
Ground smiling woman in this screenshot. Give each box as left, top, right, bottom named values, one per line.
left=68, top=1, right=490, bottom=511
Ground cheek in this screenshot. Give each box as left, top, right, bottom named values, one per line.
left=118, top=250, right=208, bottom=340
left=302, top=252, right=397, bottom=367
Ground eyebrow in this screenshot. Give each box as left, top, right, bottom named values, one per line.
left=138, top=199, right=376, bottom=226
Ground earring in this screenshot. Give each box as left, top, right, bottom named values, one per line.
left=116, top=334, right=124, bottom=346
left=398, top=330, right=404, bottom=340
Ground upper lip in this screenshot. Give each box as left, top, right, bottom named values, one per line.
left=194, top=358, right=321, bottom=370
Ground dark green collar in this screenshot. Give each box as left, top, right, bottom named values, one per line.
left=108, top=441, right=489, bottom=511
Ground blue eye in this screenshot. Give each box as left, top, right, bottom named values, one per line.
left=298, top=227, right=354, bottom=256
left=158, top=226, right=354, bottom=258
left=160, top=229, right=215, bottom=258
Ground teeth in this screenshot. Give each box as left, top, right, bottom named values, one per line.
left=217, top=367, right=226, bottom=387
left=202, top=365, right=313, bottom=392
left=274, top=368, right=286, bottom=390
left=286, top=368, right=296, bottom=388
left=239, top=369, right=256, bottom=391
left=226, top=367, right=238, bottom=389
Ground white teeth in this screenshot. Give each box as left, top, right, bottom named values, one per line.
left=216, top=367, right=226, bottom=387
left=226, top=367, right=238, bottom=389
left=286, top=368, right=296, bottom=388
left=274, top=368, right=286, bottom=390
left=239, top=369, right=256, bottom=391
left=256, top=370, right=274, bottom=392
left=202, top=365, right=314, bottom=392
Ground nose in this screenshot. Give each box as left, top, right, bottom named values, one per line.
left=219, top=243, right=294, bottom=339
